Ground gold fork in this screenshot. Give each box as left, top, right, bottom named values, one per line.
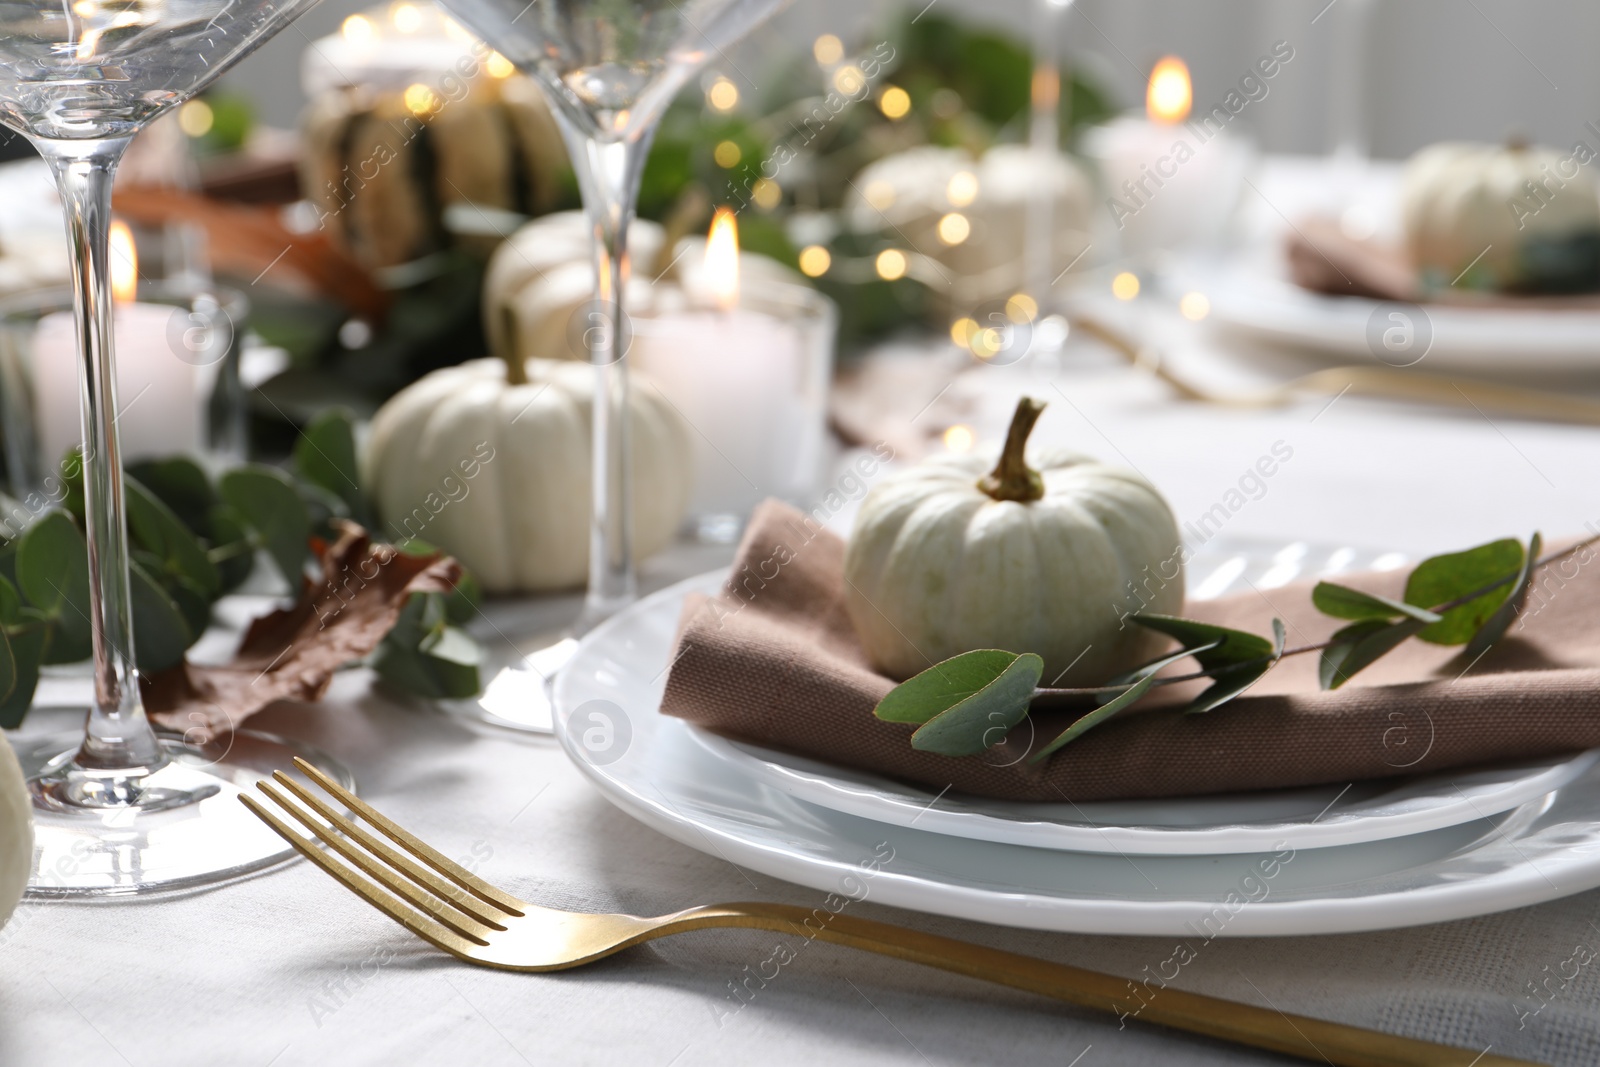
left=241, top=759, right=1544, bottom=1067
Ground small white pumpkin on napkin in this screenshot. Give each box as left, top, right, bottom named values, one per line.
left=844, top=398, right=1183, bottom=685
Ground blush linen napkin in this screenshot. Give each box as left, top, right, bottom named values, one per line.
left=660, top=500, right=1600, bottom=802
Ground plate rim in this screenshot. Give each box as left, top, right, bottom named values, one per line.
left=1203, top=259, right=1600, bottom=367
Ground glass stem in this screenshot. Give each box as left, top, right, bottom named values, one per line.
left=555, top=117, right=656, bottom=626
left=38, top=137, right=164, bottom=774
left=1026, top=0, right=1069, bottom=314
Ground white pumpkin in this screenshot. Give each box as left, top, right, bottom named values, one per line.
left=483, top=212, right=669, bottom=365
left=483, top=211, right=805, bottom=365
left=844, top=398, right=1183, bottom=685
left=846, top=145, right=1093, bottom=311
left=1403, top=141, right=1600, bottom=293
left=363, top=357, right=693, bottom=593
left=0, top=733, right=31, bottom=930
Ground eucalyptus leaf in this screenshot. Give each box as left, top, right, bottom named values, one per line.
left=1463, top=533, right=1542, bottom=661
left=219, top=466, right=311, bottom=587
left=17, top=510, right=91, bottom=650
left=1132, top=614, right=1274, bottom=670
left=397, top=539, right=480, bottom=625
left=38, top=611, right=92, bottom=665
left=1107, top=638, right=1222, bottom=690
left=371, top=594, right=482, bottom=700
left=0, top=573, right=20, bottom=626
left=1312, top=581, right=1442, bottom=624
left=58, top=449, right=85, bottom=523
left=0, top=624, right=16, bottom=706
left=874, top=649, right=1028, bottom=725
left=1319, top=617, right=1430, bottom=690
left=909, top=651, right=1043, bottom=757
left=417, top=625, right=485, bottom=696
left=0, top=622, right=45, bottom=728
left=127, top=457, right=218, bottom=533
left=294, top=408, right=371, bottom=526
left=163, top=574, right=213, bottom=641
left=1030, top=644, right=1200, bottom=762
left=299, top=481, right=351, bottom=534
left=443, top=569, right=481, bottom=626
left=1184, top=619, right=1289, bottom=715
left=126, top=477, right=221, bottom=596
left=206, top=504, right=255, bottom=594
left=1405, top=538, right=1523, bottom=645
left=129, top=558, right=194, bottom=674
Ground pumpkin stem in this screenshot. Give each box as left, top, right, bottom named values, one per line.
left=498, top=308, right=529, bottom=386
left=978, top=397, right=1047, bottom=503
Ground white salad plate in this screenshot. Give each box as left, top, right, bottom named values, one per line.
left=552, top=543, right=1600, bottom=935
left=1202, top=260, right=1600, bottom=372
left=687, top=731, right=1599, bottom=857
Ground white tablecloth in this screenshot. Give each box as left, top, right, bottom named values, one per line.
left=7, top=160, right=1600, bottom=1066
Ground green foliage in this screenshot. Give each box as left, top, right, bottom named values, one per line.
left=294, top=408, right=372, bottom=527
left=870, top=648, right=1045, bottom=757
left=1312, top=582, right=1440, bottom=625
left=371, top=592, right=483, bottom=700
left=1319, top=618, right=1429, bottom=690
left=129, top=557, right=196, bottom=674
left=1465, top=534, right=1541, bottom=660
left=889, top=650, right=1043, bottom=758
left=1029, top=644, right=1201, bottom=763
left=874, top=648, right=1024, bottom=724
left=1404, top=539, right=1525, bottom=645
left=18, top=511, right=92, bottom=664
left=1130, top=615, right=1286, bottom=714
left=0, top=437, right=485, bottom=726
left=219, top=466, right=311, bottom=587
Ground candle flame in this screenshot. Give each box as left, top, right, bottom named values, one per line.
left=1146, top=56, right=1192, bottom=125
left=110, top=220, right=137, bottom=304
left=705, top=207, right=740, bottom=311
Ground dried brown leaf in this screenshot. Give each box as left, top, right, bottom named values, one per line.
left=143, top=521, right=461, bottom=741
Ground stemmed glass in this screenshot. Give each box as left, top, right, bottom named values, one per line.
left=437, top=0, right=790, bottom=731
left=0, top=0, right=350, bottom=894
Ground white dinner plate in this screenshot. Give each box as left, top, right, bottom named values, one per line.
left=1203, top=259, right=1600, bottom=372
left=552, top=555, right=1600, bottom=935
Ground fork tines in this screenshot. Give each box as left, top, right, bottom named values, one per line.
left=241, top=758, right=523, bottom=955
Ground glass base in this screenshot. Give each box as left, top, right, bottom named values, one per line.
left=17, top=729, right=353, bottom=898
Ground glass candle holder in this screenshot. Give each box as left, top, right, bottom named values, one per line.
left=0, top=280, right=248, bottom=496
left=632, top=281, right=837, bottom=543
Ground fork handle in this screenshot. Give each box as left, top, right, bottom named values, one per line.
left=664, top=904, right=1541, bottom=1067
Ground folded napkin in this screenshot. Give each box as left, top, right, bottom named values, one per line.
left=660, top=500, right=1600, bottom=802
left=1285, top=216, right=1600, bottom=308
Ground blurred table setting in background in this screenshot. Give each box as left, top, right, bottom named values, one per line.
left=2, top=1, right=1600, bottom=1065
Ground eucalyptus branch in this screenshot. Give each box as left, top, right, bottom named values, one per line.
left=1034, top=531, right=1600, bottom=704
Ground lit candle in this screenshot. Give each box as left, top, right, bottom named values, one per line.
left=1082, top=56, right=1253, bottom=256
left=631, top=208, right=808, bottom=532
left=33, top=220, right=202, bottom=468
